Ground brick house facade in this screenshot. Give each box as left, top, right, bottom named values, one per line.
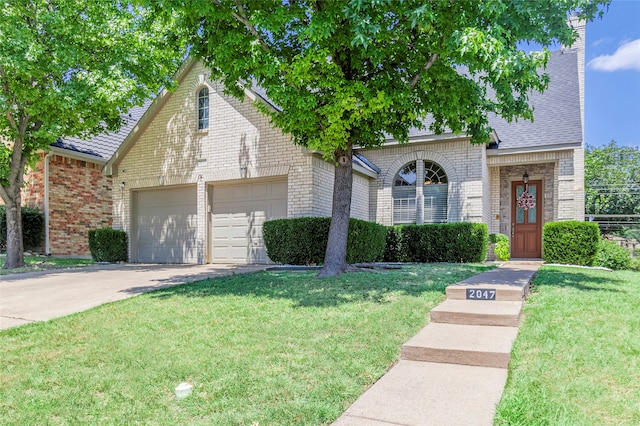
left=104, top=30, right=586, bottom=264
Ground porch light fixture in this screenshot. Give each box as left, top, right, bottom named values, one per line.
left=119, top=181, right=125, bottom=188
left=522, top=172, right=529, bottom=184
left=240, top=166, right=247, bottom=178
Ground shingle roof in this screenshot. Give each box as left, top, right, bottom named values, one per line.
left=51, top=100, right=152, bottom=161
left=398, top=49, right=583, bottom=149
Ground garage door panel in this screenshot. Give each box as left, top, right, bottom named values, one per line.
left=135, top=186, right=197, bottom=263
left=210, top=180, right=287, bottom=264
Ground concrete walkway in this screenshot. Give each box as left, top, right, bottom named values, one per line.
left=0, top=263, right=266, bottom=330
left=333, top=261, right=542, bottom=426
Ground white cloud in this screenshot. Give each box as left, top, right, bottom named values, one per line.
left=588, top=39, right=640, bottom=71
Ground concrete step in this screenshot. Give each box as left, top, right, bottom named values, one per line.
left=430, top=299, right=523, bottom=327
left=402, top=322, right=519, bottom=368
left=446, top=283, right=527, bottom=301
left=332, top=360, right=508, bottom=426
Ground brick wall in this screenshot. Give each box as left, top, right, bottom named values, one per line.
left=22, top=153, right=46, bottom=211
left=48, top=155, right=112, bottom=256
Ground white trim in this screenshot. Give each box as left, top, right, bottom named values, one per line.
left=44, top=151, right=53, bottom=255
left=49, top=146, right=107, bottom=164
left=486, top=142, right=581, bottom=156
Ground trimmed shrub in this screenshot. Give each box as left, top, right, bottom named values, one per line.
left=396, top=223, right=488, bottom=263
left=383, top=226, right=403, bottom=262
left=595, top=239, right=631, bottom=270
left=88, top=227, right=128, bottom=262
left=263, top=217, right=386, bottom=265
left=0, top=206, right=44, bottom=251
left=489, top=233, right=510, bottom=261
left=543, top=221, right=600, bottom=266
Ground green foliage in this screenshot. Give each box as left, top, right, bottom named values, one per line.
left=386, top=223, right=488, bottom=263
left=0, top=206, right=44, bottom=251
left=489, top=233, right=511, bottom=261
left=263, top=218, right=386, bottom=265
left=156, top=1, right=607, bottom=154
left=88, top=227, right=128, bottom=263
left=543, top=221, right=600, bottom=265
left=585, top=141, right=640, bottom=216
left=383, top=226, right=404, bottom=262
left=594, top=239, right=632, bottom=270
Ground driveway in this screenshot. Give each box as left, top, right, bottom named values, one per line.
left=0, top=263, right=267, bottom=330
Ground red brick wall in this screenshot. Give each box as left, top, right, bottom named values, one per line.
left=47, top=155, right=112, bottom=256
left=2, top=153, right=111, bottom=256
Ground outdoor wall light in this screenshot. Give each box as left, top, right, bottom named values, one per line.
left=119, top=181, right=125, bottom=188
left=522, top=172, right=529, bottom=184
left=240, top=166, right=247, bottom=178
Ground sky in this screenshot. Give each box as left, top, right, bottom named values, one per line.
left=584, top=0, right=640, bottom=148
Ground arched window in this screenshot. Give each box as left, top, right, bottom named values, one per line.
left=198, top=87, right=209, bottom=130
left=423, top=161, right=448, bottom=223
left=392, top=161, right=417, bottom=224
left=392, top=160, right=448, bottom=224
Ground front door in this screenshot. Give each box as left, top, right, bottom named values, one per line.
left=511, top=180, right=542, bottom=258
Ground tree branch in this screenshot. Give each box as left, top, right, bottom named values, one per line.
left=409, top=53, right=438, bottom=89
left=213, top=0, right=270, bottom=52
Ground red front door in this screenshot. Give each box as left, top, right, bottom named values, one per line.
left=511, top=180, right=542, bottom=258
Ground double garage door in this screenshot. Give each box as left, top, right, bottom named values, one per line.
left=133, top=180, right=287, bottom=264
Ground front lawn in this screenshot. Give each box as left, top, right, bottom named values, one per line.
left=496, top=266, right=640, bottom=425
left=0, top=263, right=492, bottom=425
left=0, top=255, right=94, bottom=275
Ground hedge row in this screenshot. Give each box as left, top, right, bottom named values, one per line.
left=0, top=206, right=44, bottom=251
left=264, top=218, right=488, bottom=265
left=263, top=217, right=387, bottom=265
left=384, top=223, right=488, bottom=263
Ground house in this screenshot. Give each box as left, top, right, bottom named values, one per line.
left=17, top=104, right=148, bottom=257
left=103, top=28, right=586, bottom=264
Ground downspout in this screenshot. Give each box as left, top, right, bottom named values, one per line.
left=44, top=151, right=53, bottom=255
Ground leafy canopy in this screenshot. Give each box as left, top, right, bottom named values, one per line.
left=156, top=0, right=608, bottom=157
left=585, top=141, right=640, bottom=216
left=0, top=0, right=184, bottom=186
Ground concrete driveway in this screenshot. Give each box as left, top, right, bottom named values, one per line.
left=0, top=263, right=267, bottom=330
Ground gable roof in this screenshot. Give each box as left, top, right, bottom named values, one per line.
left=51, top=100, right=152, bottom=162
left=394, top=48, right=583, bottom=151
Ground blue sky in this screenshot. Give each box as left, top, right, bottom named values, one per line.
left=584, top=0, right=640, bottom=148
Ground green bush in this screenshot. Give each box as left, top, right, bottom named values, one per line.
left=88, top=227, right=128, bottom=262
left=263, top=217, right=387, bottom=265
left=489, top=233, right=510, bottom=261
left=391, top=223, right=488, bottom=263
left=0, top=205, right=44, bottom=251
left=543, top=221, right=600, bottom=266
left=594, top=239, right=631, bottom=270
left=383, top=226, right=403, bottom=262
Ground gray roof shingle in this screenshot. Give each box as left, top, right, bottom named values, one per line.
left=51, top=100, right=152, bottom=160
left=400, top=49, right=583, bottom=149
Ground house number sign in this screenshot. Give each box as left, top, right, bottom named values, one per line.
left=466, top=288, right=497, bottom=300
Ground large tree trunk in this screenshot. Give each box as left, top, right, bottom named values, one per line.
left=2, top=191, right=25, bottom=269
left=318, top=145, right=353, bottom=277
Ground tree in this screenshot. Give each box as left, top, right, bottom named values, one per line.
left=585, top=141, right=640, bottom=237
left=0, top=1, right=184, bottom=269
left=153, top=0, right=608, bottom=276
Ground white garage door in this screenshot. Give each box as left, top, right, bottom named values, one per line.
left=210, top=180, right=287, bottom=264
left=134, top=186, right=197, bottom=263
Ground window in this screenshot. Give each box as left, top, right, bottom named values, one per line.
left=423, top=161, right=448, bottom=223
left=392, top=160, right=448, bottom=224
left=392, top=162, right=417, bottom=224
left=198, top=87, right=209, bottom=130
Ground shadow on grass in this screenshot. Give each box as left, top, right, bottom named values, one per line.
left=534, top=267, right=627, bottom=293
left=143, top=266, right=482, bottom=308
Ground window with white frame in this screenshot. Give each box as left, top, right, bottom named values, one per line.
left=392, top=160, right=448, bottom=224
left=392, top=162, right=417, bottom=224
left=422, top=161, right=448, bottom=223
left=198, top=87, right=209, bottom=130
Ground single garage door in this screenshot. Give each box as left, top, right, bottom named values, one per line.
left=210, top=179, right=287, bottom=263
left=134, top=186, right=197, bottom=263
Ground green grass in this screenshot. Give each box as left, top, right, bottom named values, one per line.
left=496, top=266, right=640, bottom=425
left=0, top=263, right=492, bottom=425
left=0, top=256, right=94, bottom=275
